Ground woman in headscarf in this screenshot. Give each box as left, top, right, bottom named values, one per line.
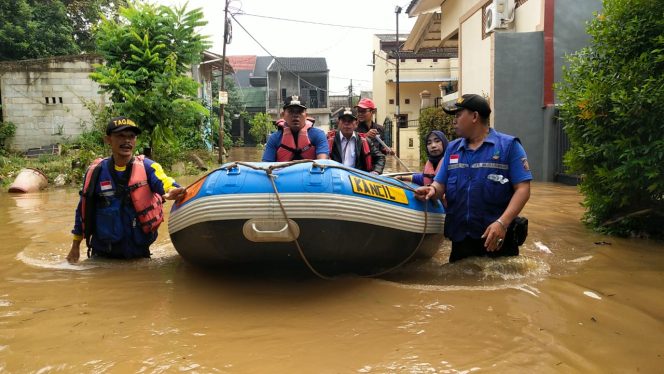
left=398, top=130, right=448, bottom=185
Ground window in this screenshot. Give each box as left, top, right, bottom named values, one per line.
left=389, top=99, right=394, bottom=104
left=405, top=99, right=410, bottom=104
left=433, top=58, right=438, bottom=62
left=400, top=58, right=406, bottom=63
left=408, top=138, right=414, bottom=148
left=416, top=58, right=422, bottom=62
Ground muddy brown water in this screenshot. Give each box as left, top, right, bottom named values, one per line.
left=0, top=148, right=662, bottom=373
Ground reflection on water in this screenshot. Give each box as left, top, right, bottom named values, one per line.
left=0, top=147, right=663, bottom=373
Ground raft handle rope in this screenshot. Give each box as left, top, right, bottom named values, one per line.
left=188, top=160, right=433, bottom=280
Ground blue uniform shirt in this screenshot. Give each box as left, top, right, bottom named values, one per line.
left=262, top=126, right=329, bottom=162
left=434, top=128, right=532, bottom=242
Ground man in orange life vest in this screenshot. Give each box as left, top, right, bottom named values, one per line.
left=262, top=95, right=329, bottom=161
left=67, top=116, right=185, bottom=262
left=328, top=108, right=385, bottom=174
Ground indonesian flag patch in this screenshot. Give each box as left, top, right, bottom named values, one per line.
left=100, top=180, right=113, bottom=191
left=450, top=154, right=459, bottom=164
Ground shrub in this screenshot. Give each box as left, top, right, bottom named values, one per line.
left=556, top=0, right=664, bottom=238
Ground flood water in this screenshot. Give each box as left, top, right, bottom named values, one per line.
left=1, top=148, right=662, bottom=373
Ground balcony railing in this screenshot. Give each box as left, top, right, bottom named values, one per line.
left=267, top=90, right=328, bottom=109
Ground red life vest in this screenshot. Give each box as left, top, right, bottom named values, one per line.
left=422, top=160, right=442, bottom=185
left=276, top=122, right=316, bottom=161
left=81, top=156, right=164, bottom=236
left=327, top=131, right=373, bottom=172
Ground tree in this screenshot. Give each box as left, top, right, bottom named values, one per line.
left=556, top=0, right=664, bottom=238
left=249, top=113, right=274, bottom=146
left=0, top=0, right=79, bottom=61
left=0, top=0, right=127, bottom=60
left=90, top=1, right=211, bottom=151
left=63, top=0, right=128, bottom=52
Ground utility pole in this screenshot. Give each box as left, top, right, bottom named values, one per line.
left=218, top=0, right=230, bottom=164
left=395, top=5, right=402, bottom=158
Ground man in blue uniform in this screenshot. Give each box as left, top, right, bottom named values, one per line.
left=415, top=94, right=532, bottom=262
left=67, top=116, right=185, bottom=262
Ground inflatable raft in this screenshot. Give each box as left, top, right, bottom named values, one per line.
left=168, top=160, right=445, bottom=275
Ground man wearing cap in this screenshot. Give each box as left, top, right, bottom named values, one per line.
left=262, top=95, right=329, bottom=162
left=415, top=94, right=532, bottom=262
left=327, top=108, right=385, bottom=174
left=67, top=116, right=185, bottom=262
left=355, top=97, right=393, bottom=155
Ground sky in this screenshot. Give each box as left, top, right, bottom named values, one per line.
left=152, top=0, right=417, bottom=95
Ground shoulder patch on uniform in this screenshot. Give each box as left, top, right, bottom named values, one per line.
left=521, top=157, right=530, bottom=171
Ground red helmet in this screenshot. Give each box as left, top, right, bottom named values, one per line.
left=355, top=98, right=376, bottom=110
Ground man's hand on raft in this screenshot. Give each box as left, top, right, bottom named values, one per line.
left=163, top=187, right=186, bottom=201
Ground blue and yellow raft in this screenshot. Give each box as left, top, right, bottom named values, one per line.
left=168, top=160, right=445, bottom=275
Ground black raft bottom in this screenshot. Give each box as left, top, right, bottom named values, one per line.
left=171, top=219, right=444, bottom=275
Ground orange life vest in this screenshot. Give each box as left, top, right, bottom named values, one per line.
left=422, top=160, right=442, bottom=185
left=81, top=156, right=164, bottom=237
left=327, top=131, right=373, bottom=172
left=276, top=122, right=316, bottom=161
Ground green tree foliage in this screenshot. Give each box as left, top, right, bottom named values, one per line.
left=90, top=1, right=211, bottom=150
left=63, top=0, right=128, bottom=52
left=556, top=0, right=664, bottom=238
left=0, top=0, right=80, bottom=60
left=249, top=113, right=274, bottom=146
left=417, top=106, right=456, bottom=163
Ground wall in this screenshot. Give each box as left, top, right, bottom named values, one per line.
left=493, top=32, right=546, bottom=180
left=553, top=0, right=603, bottom=102
left=514, top=0, right=544, bottom=32
left=440, top=0, right=474, bottom=41
left=0, top=55, right=106, bottom=151
left=460, top=10, right=491, bottom=96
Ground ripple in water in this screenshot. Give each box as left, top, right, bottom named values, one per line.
left=378, top=255, right=550, bottom=292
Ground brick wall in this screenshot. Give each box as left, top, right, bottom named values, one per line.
left=0, top=55, right=108, bottom=151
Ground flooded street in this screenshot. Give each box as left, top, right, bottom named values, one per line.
left=1, top=148, right=662, bottom=373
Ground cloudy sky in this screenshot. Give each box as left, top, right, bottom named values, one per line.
left=152, top=0, right=417, bottom=94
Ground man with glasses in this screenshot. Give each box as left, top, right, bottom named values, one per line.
left=414, top=94, right=532, bottom=262
left=328, top=108, right=385, bottom=174
left=67, top=116, right=185, bottom=262
left=262, top=95, right=329, bottom=162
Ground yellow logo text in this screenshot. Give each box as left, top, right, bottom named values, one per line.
left=349, top=176, right=408, bottom=205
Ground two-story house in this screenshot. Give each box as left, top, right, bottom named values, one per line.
left=266, top=57, right=330, bottom=129
left=372, top=33, right=458, bottom=161
left=405, top=0, right=602, bottom=182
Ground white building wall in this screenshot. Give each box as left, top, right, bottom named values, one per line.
left=0, top=56, right=106, bottom=151
left=515, top=0, right=544, bottom=32
left=460, top=10, right=492, bottom=97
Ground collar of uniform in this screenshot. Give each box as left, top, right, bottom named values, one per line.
left=339, top=131, right=357, bottom=142
left=459, top=127, right=497, bottom=150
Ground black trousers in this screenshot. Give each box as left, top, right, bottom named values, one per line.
left=449, top=233, right=519, bottom=263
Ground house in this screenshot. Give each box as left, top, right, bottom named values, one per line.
left=405, top=0, right=602, bottom=182
left=266, top=57, right=330, bottom=129
left=372, top=33, right=458, bottom=160
left=0, top=54, right=107, bottom=152
left=227, top=55, right=271, bottom=145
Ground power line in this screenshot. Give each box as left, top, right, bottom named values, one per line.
left=236, top=11, right=395, bottom=32
left=230, top=13, right=330, bottom=93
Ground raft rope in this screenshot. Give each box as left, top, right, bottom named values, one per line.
left=190, top=160, right=433, bottom=280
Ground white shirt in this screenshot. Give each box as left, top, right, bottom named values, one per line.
left=339, top=132, right=357, bottom=167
